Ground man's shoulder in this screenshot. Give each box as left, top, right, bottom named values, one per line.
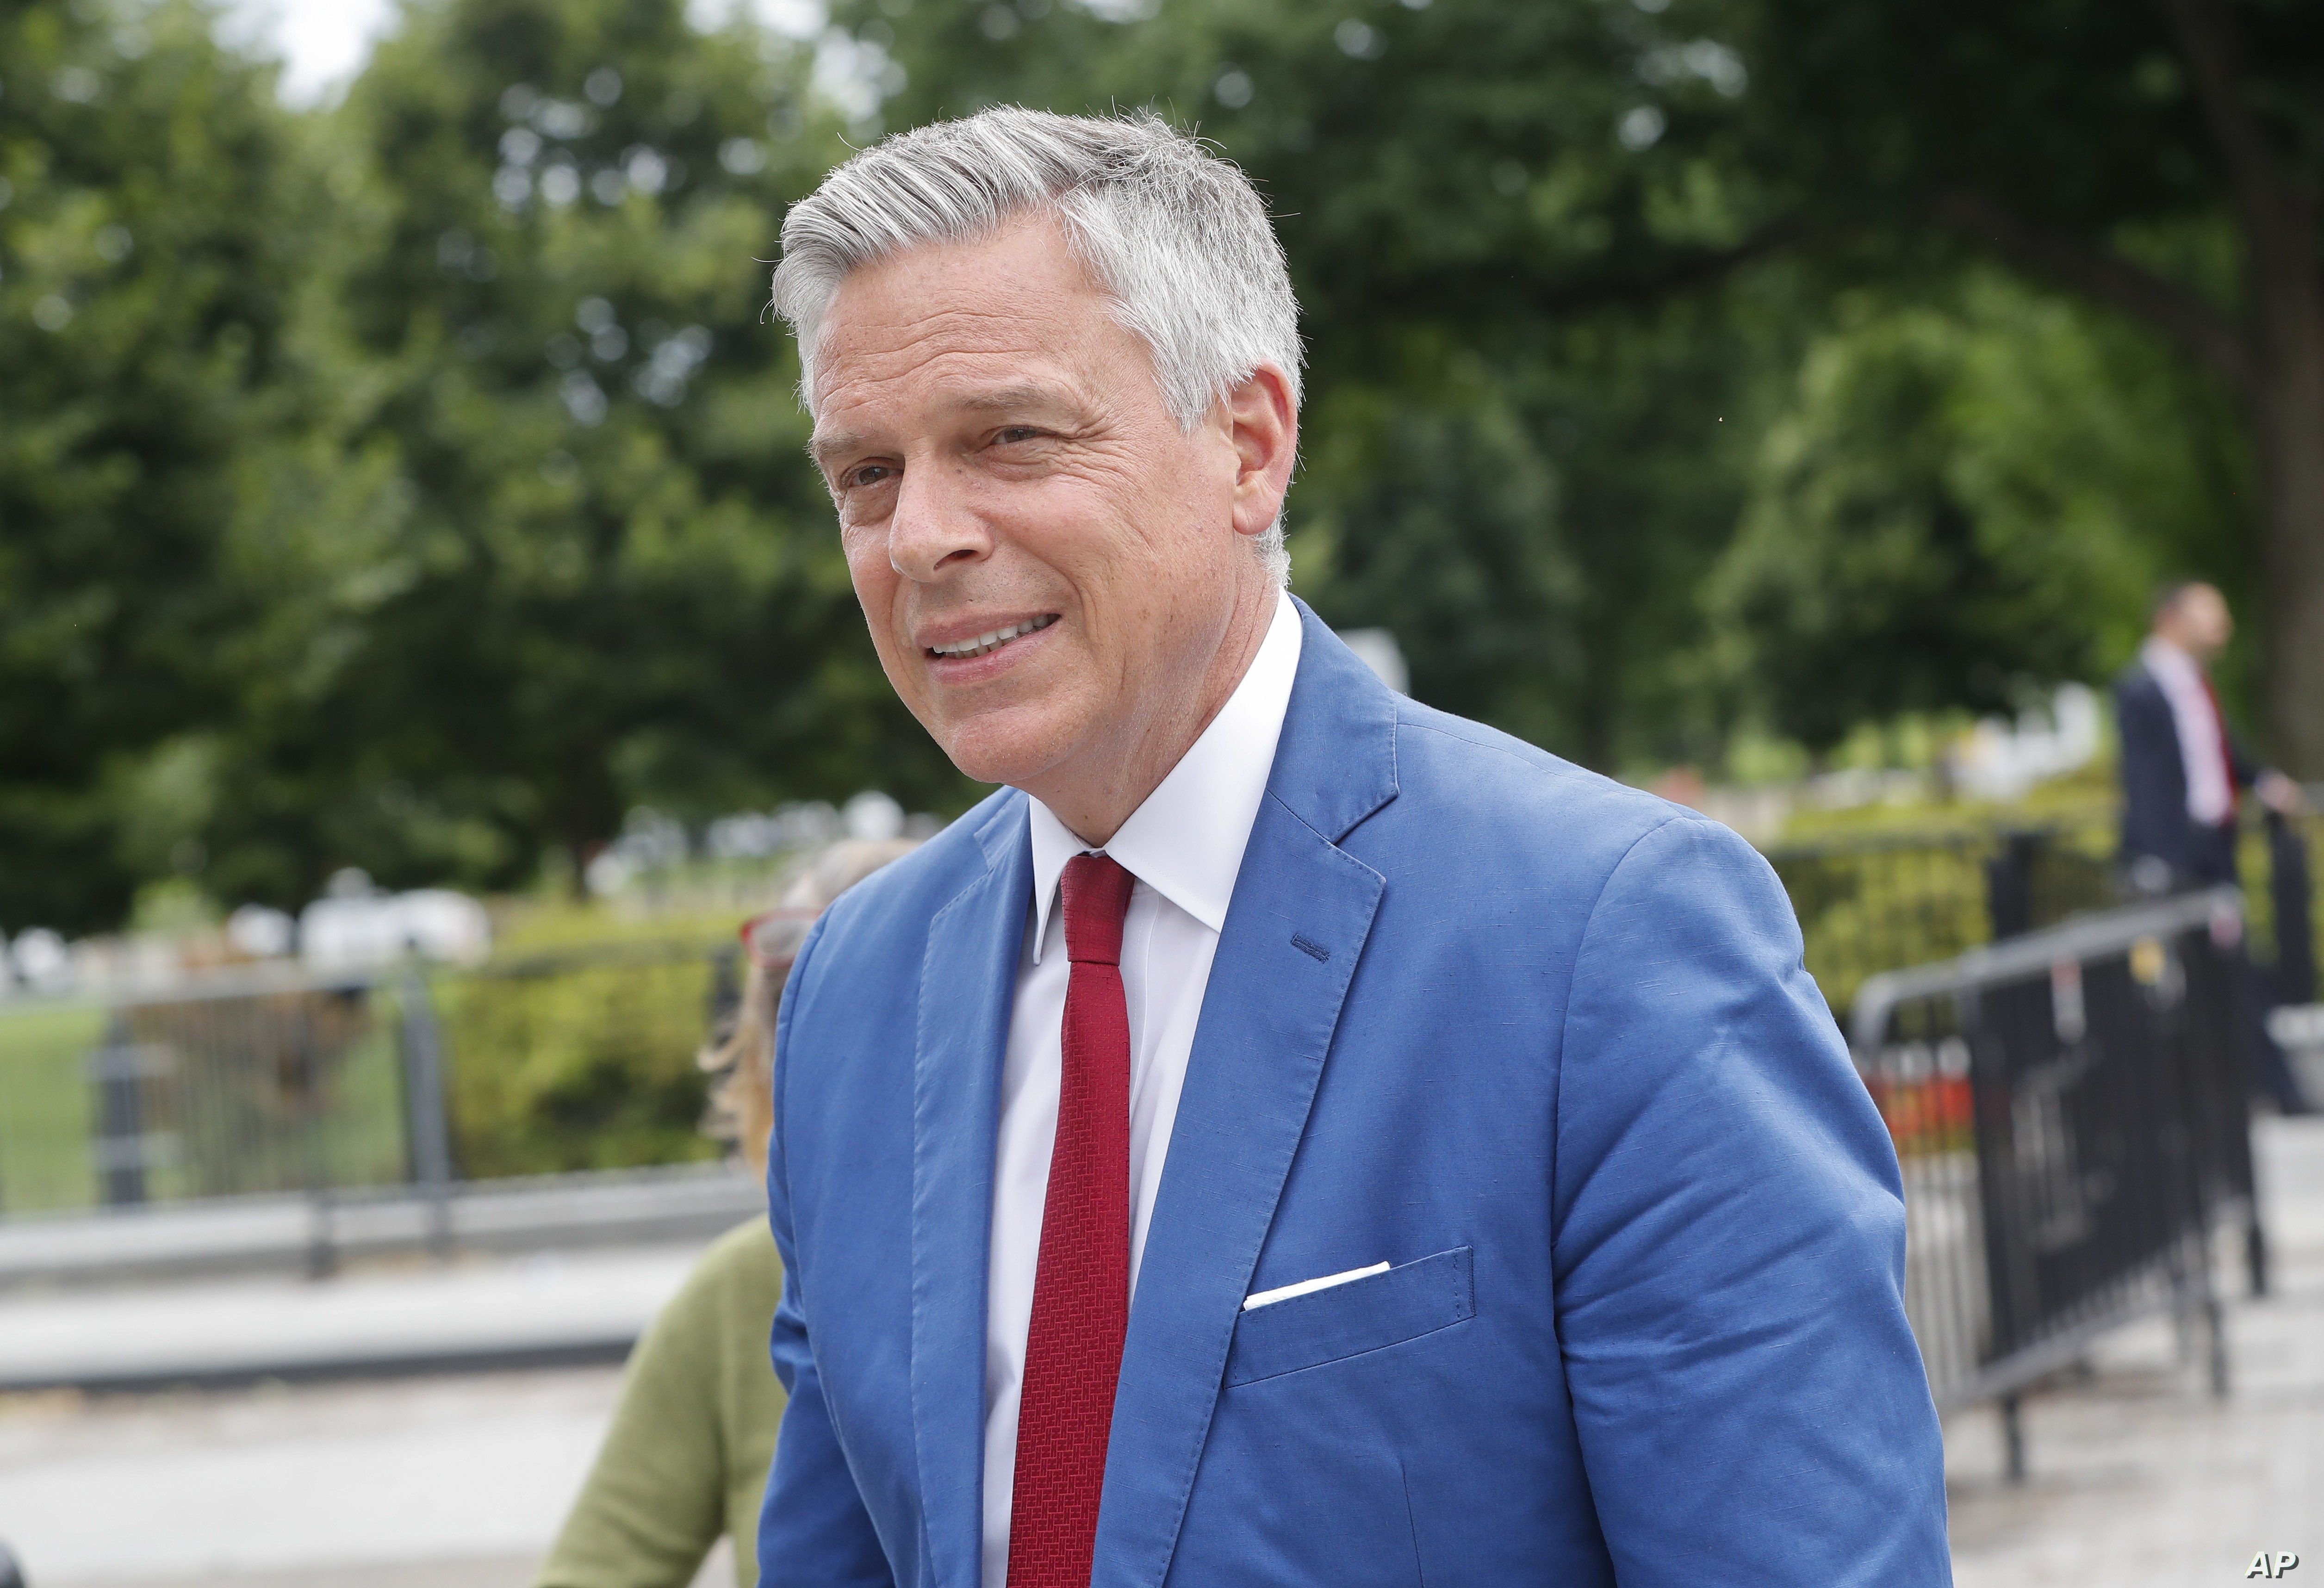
left=809, top=785, right=1023, bottom=955
left=1378, top=699, right=1729, bottom=885
left=2114, top=656, right=2162, bottom=703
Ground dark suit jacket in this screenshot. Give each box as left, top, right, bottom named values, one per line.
left=2115, top=659, right=2257, bottom=887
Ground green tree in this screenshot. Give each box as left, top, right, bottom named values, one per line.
left=203, top=0, right=975, bottom=908
left=15, top=0, right=2307, bottom=935
left=851, top=0, right=2319, bottom=770
left=1715, top=271, right=2250, bottom=751
left=1728, top=0, right=2324, bottom=768
left=0, top=0, right=357, bottom=933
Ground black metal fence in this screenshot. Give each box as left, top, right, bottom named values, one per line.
left=1849, top=887, right=2258, bottom=1477
left=1768, top=805, right=2321, bottom=1022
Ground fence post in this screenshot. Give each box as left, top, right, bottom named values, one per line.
left=292, top=1000, right=338, bottom=1279
left=2266, top=811, right=2316, bottom=1006
left=1985, top=830, right=2044, bottom=943
left=399, top=970, right=456, bottom=1262
left=89, top=1011, right=149, bottom=1207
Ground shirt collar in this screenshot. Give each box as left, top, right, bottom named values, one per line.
left=2142, top=635, right=2202, bottom=692
left=1026, top=591, right=1304, bottom=961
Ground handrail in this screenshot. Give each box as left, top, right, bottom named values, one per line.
left=1849, top=885, right=2240, bottom=1053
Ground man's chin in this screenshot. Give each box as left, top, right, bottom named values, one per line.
left=929, top=708, right=1080, bottom=793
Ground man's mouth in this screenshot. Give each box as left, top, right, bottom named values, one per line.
left=926, top=614, right=1059, bottom=660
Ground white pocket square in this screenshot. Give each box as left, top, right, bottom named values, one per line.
left=1242, top=1260, right=1390, bottom=1312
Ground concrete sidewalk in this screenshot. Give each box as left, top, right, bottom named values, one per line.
left=1945, top=1115, right=2323, bottom=1587
left=0, top=1366, right=641, bottom=1586
left=0, top=1243, right=703, bottom=1391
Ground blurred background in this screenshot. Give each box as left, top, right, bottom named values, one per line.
left=1, top=0, right=2320, bottom=1583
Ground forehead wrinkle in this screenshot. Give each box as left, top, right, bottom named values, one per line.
left=824, top=305, right=1059, bottom=383
left=826, top=304, right=1084, bottom=382
left=814, top=338, right=1106, bottom=452
left=827, top=278, right=1089, bottom=350
left=949, top=384, right=1083, bottom=417
left=815, top=267, right=1145, bottom=416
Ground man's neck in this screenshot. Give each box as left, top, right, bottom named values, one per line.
left=1027, top=584, right=1280, bottom=846
left=2146, top=632, right=2211, bottom=674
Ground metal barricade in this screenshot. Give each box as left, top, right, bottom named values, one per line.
left=1762, top=821, right=2118, bottom=1019
left=0, top=968, right=450, bottom=1274
left=1850, top=887, right=2258, bottom=1479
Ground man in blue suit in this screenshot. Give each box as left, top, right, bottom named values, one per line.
left=757, top=107, right=1951, bottom=1587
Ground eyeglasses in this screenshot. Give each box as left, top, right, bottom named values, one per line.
left=738, top=906, right=821, bottom=970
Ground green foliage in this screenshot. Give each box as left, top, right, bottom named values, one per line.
left=5, top=0, right=2313, bottom=937
left=1771, top=841, right=1992, bottom=1017
left=1767, top=816, right=2122, bottom=1015
left=435, top=951, right=725, bottom=1176
left=1, top=0, right=976, bottom=935
left=0, top=0, right=354, bottom=931
left=203, top=0, right=973, bottom=912
left=0, top=1001, right=106, bottom=1212
left=846, top=0, right=2282, bottom=769
left=1722, top=0, right=2323, bottom=767
left=1711, top=273, right=2247, bottom=748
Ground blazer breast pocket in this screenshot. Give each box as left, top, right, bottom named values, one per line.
left=1225, top=1245, right=1474, bottom=1388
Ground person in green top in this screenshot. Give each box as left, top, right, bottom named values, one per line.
left=534, top=839, right=916, bottom=1588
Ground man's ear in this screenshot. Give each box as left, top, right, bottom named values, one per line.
left=1224, top=363, right=1298, bottom=540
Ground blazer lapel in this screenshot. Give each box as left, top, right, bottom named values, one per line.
left=912, top=794, right=1032, bottom=1588
left=1092, top=603, right=1401, bottom=1588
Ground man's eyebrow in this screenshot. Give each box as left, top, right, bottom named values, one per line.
left=952, top=384, right=1074, bottom=416
left=809, top=429, right=871, bottom=468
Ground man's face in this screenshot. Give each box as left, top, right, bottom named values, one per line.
left=808, top=217, right=1274, bottom=797
left=2164, top=583, right=2234, bottom=663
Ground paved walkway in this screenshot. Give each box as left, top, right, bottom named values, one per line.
left=0, top=1367, right=623, bottom=1586
left=1946, top=1116, right=2323, bottom=1587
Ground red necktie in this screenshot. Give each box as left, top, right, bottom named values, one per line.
left=1008, top=853, right=1136, bottom=1588
left=2199, top=671, right=2240, bottom=818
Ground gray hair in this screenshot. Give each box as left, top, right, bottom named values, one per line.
left=771, top=107, right=1301, bottom=584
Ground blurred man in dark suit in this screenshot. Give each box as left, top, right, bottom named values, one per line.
left=2116, top=580, right=2310, bottom=1111
left=2117, top=582, right=2305, bottom=888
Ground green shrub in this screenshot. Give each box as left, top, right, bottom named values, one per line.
left=434, top=951, right=727, bottom=1178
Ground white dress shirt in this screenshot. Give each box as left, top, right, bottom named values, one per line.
left=2141, top=635, right=2234, bottom=825
left=980, top=591, right=1304, bottom=1588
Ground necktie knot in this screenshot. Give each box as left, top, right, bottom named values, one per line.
left=1061, top=852, right=1135, bottom=966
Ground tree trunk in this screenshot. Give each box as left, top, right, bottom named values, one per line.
left=2152, top=0, right=2324, bottom=775
left=2250, top=254, right=2324, bottom=776
left=556, top=751, right=622, bottom=900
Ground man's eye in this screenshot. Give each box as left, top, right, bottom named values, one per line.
left=994, top=426, right=1042, bottom=445
left=844, top=463, right=895, bottom=489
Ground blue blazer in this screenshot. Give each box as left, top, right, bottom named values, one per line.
left=760, top=602, right=1950, bottom=1587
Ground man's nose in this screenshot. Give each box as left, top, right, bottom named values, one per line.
left=887, top=460, right=991, bottom=582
